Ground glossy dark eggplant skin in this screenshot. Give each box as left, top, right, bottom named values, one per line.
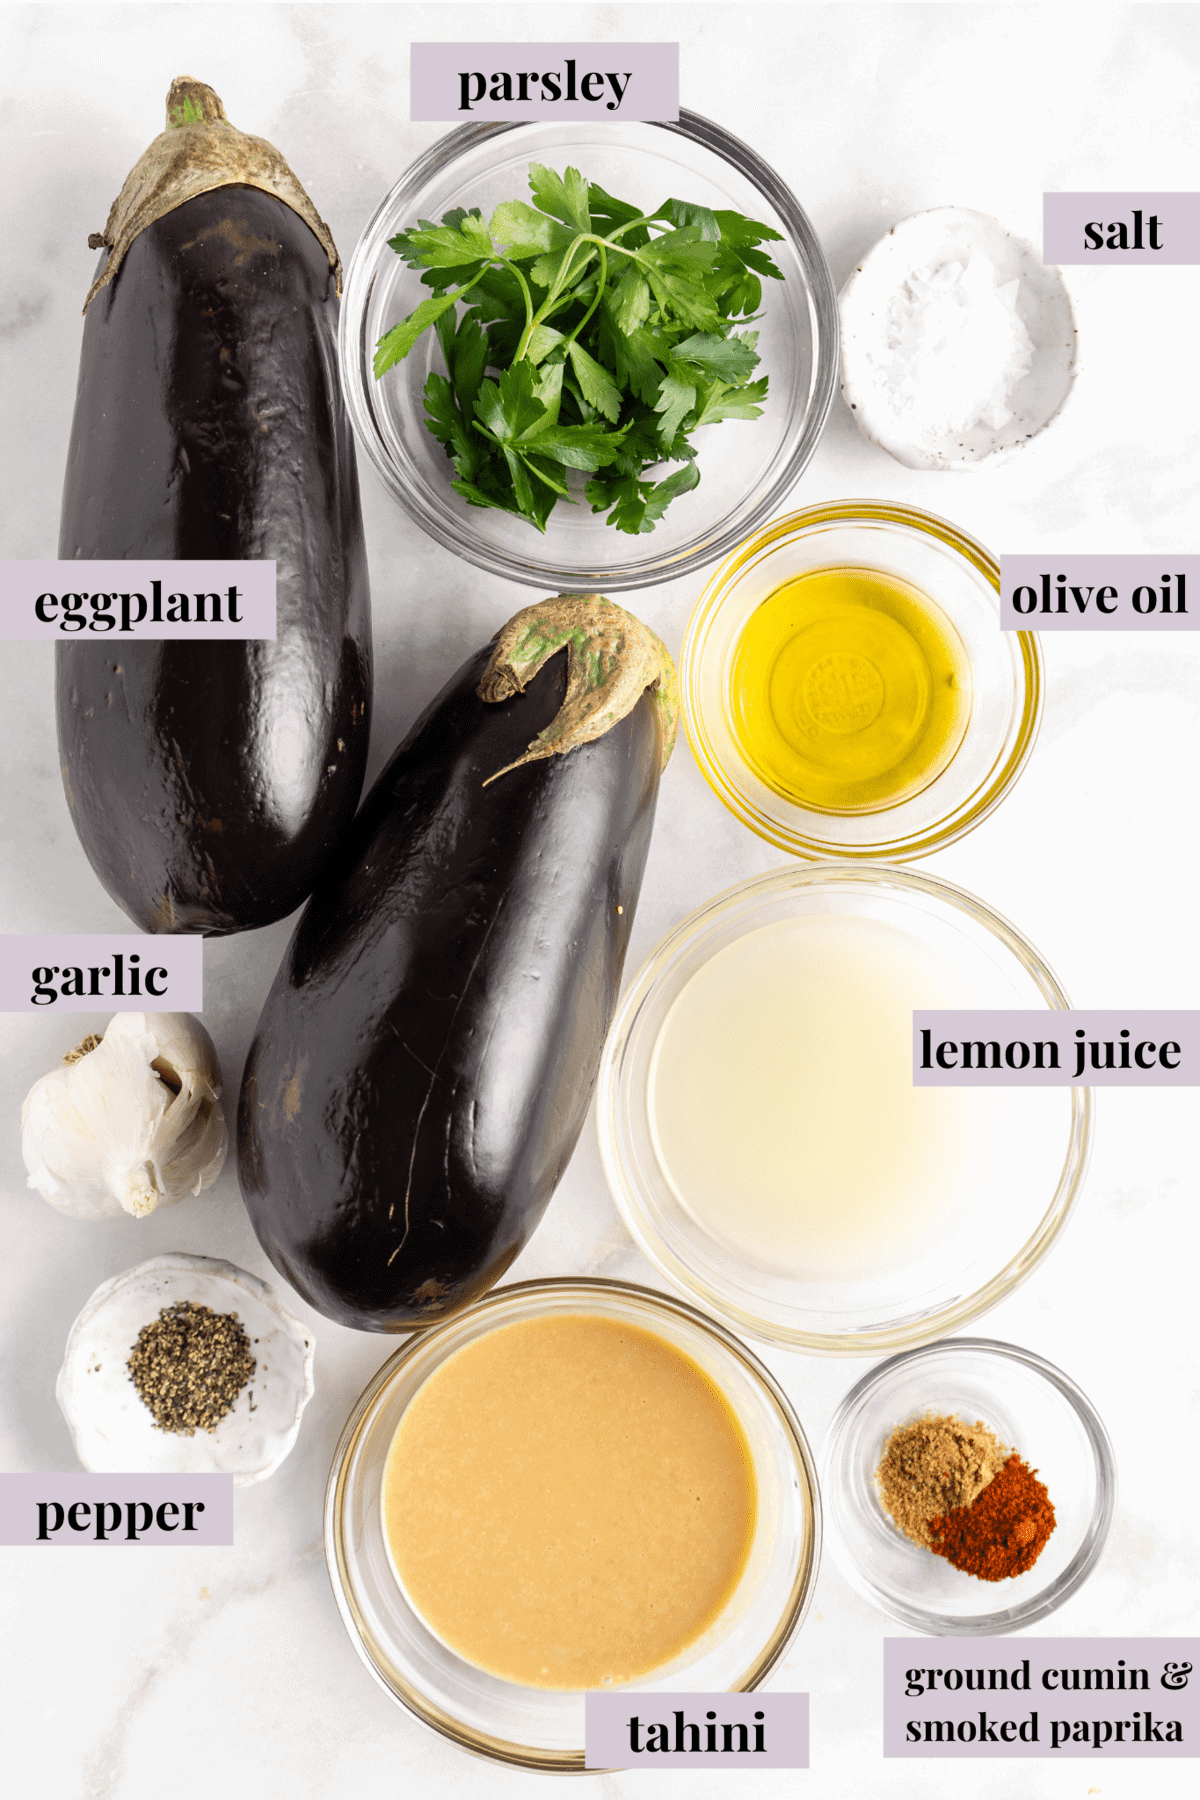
left=57, top=186, right=372, bottom=934
left=237, top=645, right=663, bottom=1331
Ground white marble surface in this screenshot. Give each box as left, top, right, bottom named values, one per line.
left=2, top=4, right=1198, bottom=1797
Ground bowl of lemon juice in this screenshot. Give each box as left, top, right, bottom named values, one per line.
left=597, top=864, right=1092, bottom=1355
left=682, top=502, right=1041, bottom=860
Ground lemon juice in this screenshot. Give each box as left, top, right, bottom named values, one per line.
left=649, top=912, right=992, bottom=1282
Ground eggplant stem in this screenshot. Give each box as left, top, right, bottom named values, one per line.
left=83, top=75, right=341, bottom=313
left=477, top=593, right=678, bottom=784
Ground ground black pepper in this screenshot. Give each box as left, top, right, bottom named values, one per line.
left=127, top=1300, right=256, bottom=1435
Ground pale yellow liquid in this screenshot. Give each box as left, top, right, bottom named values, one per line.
left=649, top=913, right=993, bottom=1281
left=381, top=1314, right=756, bottom=1690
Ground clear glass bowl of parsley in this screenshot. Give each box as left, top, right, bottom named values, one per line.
left=340, top=113, right=837, bottom=592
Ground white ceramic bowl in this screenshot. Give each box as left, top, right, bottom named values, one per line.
left=57, top=1253, right=316, bottom=1486
left=839, top=207, right=1078, bottom=470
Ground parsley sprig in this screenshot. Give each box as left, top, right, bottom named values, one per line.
left=374, top=164, right=784, bottom=534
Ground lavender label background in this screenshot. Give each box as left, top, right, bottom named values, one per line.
left=914, top=1011, right=1197, bottom=1087
left=1000, top=555, right=1197, bottom=631
left=885, top=1638, right=1199, bottom=1758
left=2, top=935, right=203, bottom=1012
left=0, top=1473, right=234, bottom=1545
left=585, top=1693, right=808, bottom=1769
left=411, top=43, right=679, bottom=121
left=1044, top=192, right=1200, bottom=264
left=1, top=560, right=276, bottom=639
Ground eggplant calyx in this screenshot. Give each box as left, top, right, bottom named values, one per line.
left=82, top=75, right=342, bottom=315
left=477, top=593, right=678, bottom=784
left=166, top=77, right=227, bottom=130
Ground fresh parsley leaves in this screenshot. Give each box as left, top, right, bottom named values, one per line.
left=374, top=165, right=783, bottom=535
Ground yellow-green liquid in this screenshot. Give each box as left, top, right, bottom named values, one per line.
left=730, top=566, right=973, bottom=813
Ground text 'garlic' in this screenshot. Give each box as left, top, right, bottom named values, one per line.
left=21, top=1013, right=227, bottom=1219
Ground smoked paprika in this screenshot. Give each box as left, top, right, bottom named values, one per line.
left=928, top=1453, right=1056, bottom=1580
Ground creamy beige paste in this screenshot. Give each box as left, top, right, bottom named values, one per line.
left=381, top=1313, right=757, bottom=1689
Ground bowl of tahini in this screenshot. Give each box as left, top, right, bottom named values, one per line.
left=325, top=1278, right=820, bottom=1771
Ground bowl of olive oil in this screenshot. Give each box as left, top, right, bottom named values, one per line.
left=682, top=501, right=1041, bottom=860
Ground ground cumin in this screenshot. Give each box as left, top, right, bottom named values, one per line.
left=875, top=1413, right=1008, bottom=1549
left=928, top=1453, right=1056, bottom=1580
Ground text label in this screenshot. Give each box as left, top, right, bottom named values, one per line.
left=1000, top=557, right=1197, bottom=631
left=1043, top=193, right=1200, bottom=265
left=410, top=42, right=679, bottom=121
left=914, top=1011, right=1197, bottom=1088
left=585, top=1693, right=808, bottom=1770
left=0, top=1473, right=234, bottom=1546
left=2, top=935, right=203, bottom=1013
left=1, top=560, right=276, bottom=640
left=885, top=1638, right=1198, bottom=1758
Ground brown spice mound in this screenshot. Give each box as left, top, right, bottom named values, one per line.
left=928, top=1453, right=1056, bottom=1581
left=875, top=1412, right=1008, bottom=1548
left=127, top=1301, right=255, bottom=1435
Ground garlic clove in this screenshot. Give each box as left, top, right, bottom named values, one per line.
left=110, top=1012, right=228, bottom=1202
left=57, top=1253, right=316, bottom=1486
left=21, top=1012, right=228, bottom=1220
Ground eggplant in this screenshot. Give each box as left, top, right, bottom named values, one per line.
left=237, top=596, right=677, bottom=1330
left=57, top=78, right=371, bottom=934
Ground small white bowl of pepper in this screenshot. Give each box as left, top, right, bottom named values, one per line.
left=57, top=1253, right=316, bottom=1487
left=821, top=1338, right=1116, bottom=1635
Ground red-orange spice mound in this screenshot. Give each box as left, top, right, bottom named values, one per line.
left=927, top=1453, right=1055, bottom=1581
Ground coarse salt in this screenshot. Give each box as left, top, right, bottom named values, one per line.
left=874, top=254, right=1035, bottom=436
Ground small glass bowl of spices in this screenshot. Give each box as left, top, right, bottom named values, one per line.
left=821, top=1338, right=1115, bottom=1634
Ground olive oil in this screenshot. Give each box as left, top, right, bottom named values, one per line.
left=730, top=566, right=973, bottom=813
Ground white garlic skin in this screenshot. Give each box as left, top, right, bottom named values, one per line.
left=21, top=1012, right=228, bottom=1220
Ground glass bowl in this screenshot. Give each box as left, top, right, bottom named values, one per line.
left=325, top=1278, right=821, bottom=1771
left=339, top=112, right=837, bottom=591
left=596, top=864, right=1092, bottom=1356
left=821, top=1338, right=1116, bottom=1634
left=681, top=501, right=1042, bottom=859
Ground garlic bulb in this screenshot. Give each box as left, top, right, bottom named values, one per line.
left=21, top=1012, right=227, bottom=1219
